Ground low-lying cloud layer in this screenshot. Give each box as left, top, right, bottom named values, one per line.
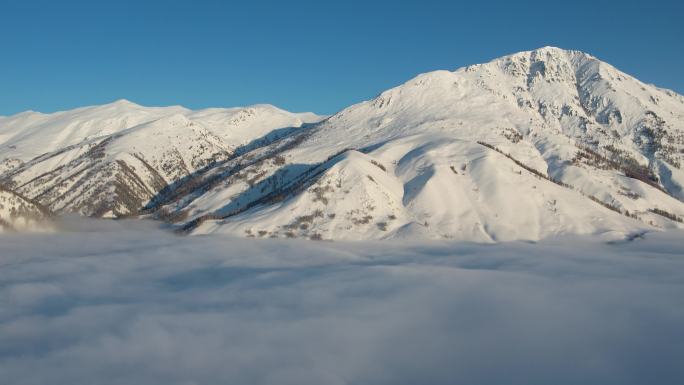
left=1, top=218, right=683, bottom=385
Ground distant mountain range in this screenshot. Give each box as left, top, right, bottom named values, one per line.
left=2, top=47, right=683, bottom=241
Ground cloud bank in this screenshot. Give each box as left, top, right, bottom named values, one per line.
left=1, top=218, right=683, bottom=385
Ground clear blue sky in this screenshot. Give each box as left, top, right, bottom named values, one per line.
left=1, top=0, right=682, bottom=116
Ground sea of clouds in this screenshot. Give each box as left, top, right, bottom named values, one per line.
left=1, top=217, right=683, bottom=385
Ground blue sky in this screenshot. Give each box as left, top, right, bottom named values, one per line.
left=1, top=0, right=682, bottom=116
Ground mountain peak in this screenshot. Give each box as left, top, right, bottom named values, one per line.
left=521, top=46, right=592, bottom=57
left=105, top=99, right=142, bottom=109
left=112, top=98, right=137, bottom=106
left=494, top=46, right=598, bottom=67
left=532, top=45, right=574, bottom=54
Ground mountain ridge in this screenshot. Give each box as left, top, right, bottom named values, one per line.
left=2, top=47, right=683, bottom=240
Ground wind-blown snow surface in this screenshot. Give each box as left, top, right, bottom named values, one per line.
left=1, top=219, right=683, bottom=385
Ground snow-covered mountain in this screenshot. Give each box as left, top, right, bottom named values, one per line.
left=0, top=103, right=323, bottom=219
left=2, top=47, right=684, bottom=240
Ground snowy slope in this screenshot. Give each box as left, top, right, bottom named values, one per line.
left=0, top=100, right=187, bottom=169
left=0, top=187, right=50, bottom=232
left=0, top=101, right=323, bottom=173
left=0, top=103, right=324, bottom=217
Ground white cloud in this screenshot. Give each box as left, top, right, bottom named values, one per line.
left=1, top=219, right=683, bottom=384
